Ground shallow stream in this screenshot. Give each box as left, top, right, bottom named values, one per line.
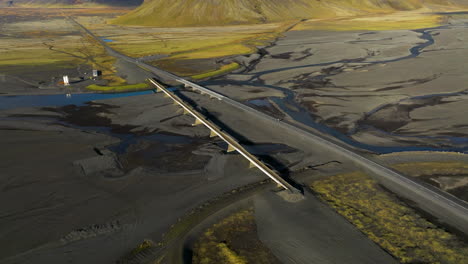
left=0, top=90, right=154, bottom=110
left=2, top=23, right=467, bottom=154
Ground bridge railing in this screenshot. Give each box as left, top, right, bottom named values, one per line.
left=148, top=78, right=297, bottom=193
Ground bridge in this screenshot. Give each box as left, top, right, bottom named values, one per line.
left=148, top=78, right=298, bottom=193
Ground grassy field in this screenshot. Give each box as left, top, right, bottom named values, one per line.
left=0, top=17, right=81, bottom=67
left=107, top=33, right=257, bottom=58
left=0, top=7, right=130, bottom=17
left=293, top=10, right=445, bottom=31
left=129, top=239, right=154, bottom=256
left=0, top=31, right=121, bottom=82
left=191, top=63, right=240, bottom=80
left=192, top=208, right=280, bottom=264
left=118, top=180, right=273, bottom=263
left=90, top=21, right=295, bottom=77
left=311, top=172, right=468, bottom=263
left=101, top=4, right=467, bottom=78
left=391, top=161, right=468, bottom=202
left=81, top=35, right=126, bottom=85
left=86, top=82, right=149, bottom=92
left=392, top=161, right=468, bottom=177
left=0, top=10, right=126, bottom=85
left=104, top=22, right=293, bottom=57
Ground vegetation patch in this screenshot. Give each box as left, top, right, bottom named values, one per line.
left=117, top=239, right=156, bottom=263
left=104, top=21, right=295, bottom=75
left=191, top=63, right=240, bottom=80
left=169, top=44, right=253, bottom=61
left=130, top=239, right=154, bottom=256
left=192, top=208, right=280, bottom=264
left=0, top=7, right=130, bottom=18
left=0, top=9, right=124, bottom=85
left=108, top=34, right=258, bottom=58
left=294, top=12, right=443, bottom=31
left=0, top=40, right=78, bottom=67
left=310, top=172, right=468, bottom=263
left=118, top=179, right=273, bottom=263
left=107, top=26, right=279, bottom=59
left=392, top=161, right=468, bottom=177
left=86, top=82, right=149, bottom=92
left=80, top=35, right=126, bottom=85
left=392, top=161, right=468, bottom=202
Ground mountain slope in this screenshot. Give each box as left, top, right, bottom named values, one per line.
left=1, top=0, right=142, bottom=7
left=113, top=0, right=465, bottom=27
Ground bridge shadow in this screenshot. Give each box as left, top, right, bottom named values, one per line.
left=183, top=247, right=193, bottom=264
left=256, top=154, right=304, bottom=193
left=172, top=87, right=303, bottom=193
left=173, top=88, right=255, bottom=145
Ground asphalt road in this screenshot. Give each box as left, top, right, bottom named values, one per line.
left=69, top=17, right=468, bottom=235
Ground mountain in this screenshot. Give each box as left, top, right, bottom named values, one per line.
left=113, top=0, right=467, bottom=27
left=1, top=0, right=143, bottom=7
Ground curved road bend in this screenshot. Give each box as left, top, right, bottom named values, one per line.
left=69, top=17, right=468, bottom=234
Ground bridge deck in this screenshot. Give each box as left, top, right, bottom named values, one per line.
left=148, top=78, right=297, bottom=193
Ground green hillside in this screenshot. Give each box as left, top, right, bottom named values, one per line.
left=113, top=0, right=465, bottom=27
left=0, top=0, right=142, bottom=7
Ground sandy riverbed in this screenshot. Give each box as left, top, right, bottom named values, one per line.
left=206, top=14, right=468, bottom=151
left=2, top=10, right=468, bottom=264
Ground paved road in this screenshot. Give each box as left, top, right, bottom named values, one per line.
left=69, top=17, right=468, bottom=234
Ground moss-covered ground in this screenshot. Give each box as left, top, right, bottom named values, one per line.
left=191, top=63, right=240, bottom=80
left=192, top=208, right=280, bottom=264
left=293, top=10, right=444, bottom=31
left=86, top=82, right=149, bottom=92
left=311, top=172, right=468, bottom=263
left=392, top=161, right=468, bottom=177
left=0, top=9, right=126, bottom=85
left=391, top=161, right=468, bottom=202
left=88, top=21, right=297, bottom=77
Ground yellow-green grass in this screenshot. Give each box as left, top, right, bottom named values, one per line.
left=104, top=25, right=284, bottom=77
left=89, top=49, right=125, bottom=86
left=86, top=83, right=149, bottom=92
left=191, top=62, right=240, bottom=80
left=170, top=44, right=254, bottom=60
left=192, top=208, right=277, bottom=264
left=108, top=20, right=295, bottom=59
left=119, top=179, right=273, bottom=263
left=216, top=243, right=247, bottom=264
left=129, top=239, right=153, bottom=256
left=0, top=31, right=80, bottom=67
left=107, top=31, right=274, bottom=61
left=311, top=172, right=468, bottom=263
left=0, top=33, right=123, bottom=85
left=0, top=7, right=131, bottom=18
left=294, top=12, right=444, bottom=31
left=12, top=3, right=110, bottom=8
left=0, top=7, right=125, bottom=83
left=0, top=54, right=73, bottom=66
left=108, top=34, right=258, bottom=58
left=109, top=238, right=155, bottom=262
left=54, top=34, right=124, bottom=85
left=392, top=161, right=468, bottom=177
left=0, top=46, right=79, bottom=67
left=107, top=22, right=295, bottom=77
